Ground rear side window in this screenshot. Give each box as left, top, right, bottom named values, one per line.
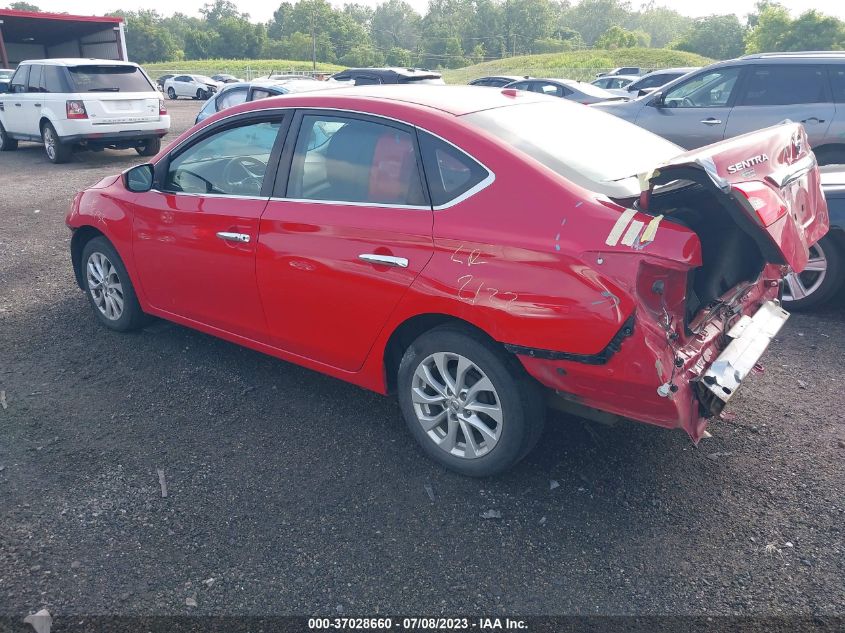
left=27, top=65, right=42, bottom=92
left=739, top=65, right=829, bottom=106
left=829, top=67, right=845, bottom=103
left=217, top=87, right=248, bottom=109
left=68, top=65, right=154, bottom=92
left=286, top=114, right=425, bottom=206
left=418, top=131, right=489, bottom=208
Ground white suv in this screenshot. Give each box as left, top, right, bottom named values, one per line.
left=163, top=75, right=222, bottom=101
left=0, top=59, right=170, bottom=164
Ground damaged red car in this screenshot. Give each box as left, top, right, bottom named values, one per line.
left=66, top=86, right=829, bottom=476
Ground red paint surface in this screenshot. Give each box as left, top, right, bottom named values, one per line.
left=66, top=88, right=829, bottom=441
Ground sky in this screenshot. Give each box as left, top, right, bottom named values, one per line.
left=8, top=0, right=843, bottom=23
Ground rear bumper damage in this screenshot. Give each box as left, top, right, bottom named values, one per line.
left=513, top=265, right=785, bottom=442
left=697, top=300, right=789, bottom=416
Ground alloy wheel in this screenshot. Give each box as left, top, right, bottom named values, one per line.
left=86, top=252, right=125, bottom=321
left=783, top=242, right=828, bottom=302
left=411, top=352, right=503, bottom=459
left=43, top=127, right=56, bottom=161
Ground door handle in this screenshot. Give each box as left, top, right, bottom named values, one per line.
left=14, top=103, right=21, bottom=107
left=34, top=103, right=41, bottom=107
left=216, top=231, right=250, bottom=243
left=801, top=117, right=824, bottom=124
left=358, top=253, right=408, bottom=268
left=700, top=118, right=722, bottom=125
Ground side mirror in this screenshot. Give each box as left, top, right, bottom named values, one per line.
left=0, top=84, right=8, bottom=94
left=648, top=91, right=664, bottom=107
left=638, top=87, right=658, bottom=98
left=123, top=163, right=154, bottom=193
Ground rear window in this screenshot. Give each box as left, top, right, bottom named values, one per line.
left=463, top=101, right=680, bottom=198
left=399, top=76, right=444, bottom=85
left=67, top=65, right=154, bottom=93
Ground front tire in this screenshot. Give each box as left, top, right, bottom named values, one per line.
left=80, top=237, right=148, bottom=332
left=397, top=326, right=545, bottom=477
left=196, top=88, right=208, bottom=100
left=136, top=137, right=161, bottom=157
left=0, top=121, right=18, bottom=151
left=42, top=122, right=72, bottom=164
left=167, top=87, right=177, bottom=100
left=782, top=235, right=844, bottom=310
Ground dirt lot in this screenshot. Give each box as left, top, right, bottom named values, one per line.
left=0, top=100, right=844, bottom=620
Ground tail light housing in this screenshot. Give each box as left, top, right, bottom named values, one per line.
left=733, top=181, right=788, bottom=227
left=159, top=99, right=167, bottom=115
left=66, top=100, right=88, bottom=120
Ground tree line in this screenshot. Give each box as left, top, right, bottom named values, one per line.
left=5, top=0, right=845, bottom=68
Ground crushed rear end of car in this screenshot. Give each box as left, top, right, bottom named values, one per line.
left=517, top=122, right=829, bottom=441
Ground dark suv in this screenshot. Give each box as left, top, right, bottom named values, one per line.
left=328, top=67, right=443, bottom=86
left=594, top=52, right=845, bottom=165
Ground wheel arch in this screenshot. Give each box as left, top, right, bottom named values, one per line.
left=812, top=143, right=845, bottom=165
left=70, top=225, right=107, bottom=289
left=382, top=313, right=501, bottom=394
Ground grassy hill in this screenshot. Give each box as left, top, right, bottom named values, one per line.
left=143, top=58, right=344, bottom=79
left=441, top=48, right=713, bottom=84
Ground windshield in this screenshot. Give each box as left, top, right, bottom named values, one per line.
left=0, top=69, right=13, bottom=79
left=463, top=100, right=681, bottom=197
left=68, top=65, right=154, bottom=92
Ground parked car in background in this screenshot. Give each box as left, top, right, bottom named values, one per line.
left=469, top=75, right=530, bottom=87
left=0, top=58, right=169, bottom=163
left=593, top=52, right=845, bottom=165
left=329, top=67, right=444, bottom=85
left=212, top=74, right=242, bottom=84
left=504, top=78, right=628, bottom=105
left=0, top=68, right=14, bottom=93
left=66, top=86, right=827, bottom=475
left=164, top=74, right=222, bottom=100
left=195, top=78, right=337, bottom=124
left=596, top=66, right=643, bottom=78
left=591, top=75, right=638, bottom=91
left=155, top=74, right=174, bottom=91
left=610, top=67, right=700, bottom=97
left=783, top=166, right=845, bottom=309
left=264, top=74, right=313, bottom=81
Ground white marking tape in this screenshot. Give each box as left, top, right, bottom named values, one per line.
left=621, top=220, right=644, bottom=246
left=605, top=208, right=638, bottom=246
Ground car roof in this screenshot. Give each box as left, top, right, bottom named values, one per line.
left=594, top=74, right=639, bottom=81
left=473, top=75, right=526, bottom=81
left=642, top=67, right=699, bottom=75
left=224, top=84, right=549, bottom=118
left=18, top=58, right=139, bottom=67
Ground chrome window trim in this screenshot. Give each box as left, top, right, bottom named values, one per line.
left=164, top=105, right=496, bottom=209
left=269, top=196, right=430, bottom=211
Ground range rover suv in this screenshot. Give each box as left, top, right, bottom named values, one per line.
left=594, top=52, right=845, bottom=165
left=0, top=59, right=170, bottom=164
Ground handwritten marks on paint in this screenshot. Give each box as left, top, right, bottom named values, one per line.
left=450, top=243, right=519, bottom=312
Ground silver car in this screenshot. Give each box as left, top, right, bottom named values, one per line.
left=504, top=78, right=627, bottom=105
left=593, top=52, right=845, bottom=165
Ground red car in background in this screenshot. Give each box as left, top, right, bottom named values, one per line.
left=66, top=86, right=829, bottom=476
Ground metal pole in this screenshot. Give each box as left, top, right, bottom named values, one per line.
left=0, top=20, right=10, bottom=68
left=311, top=8, right=316, bottom=71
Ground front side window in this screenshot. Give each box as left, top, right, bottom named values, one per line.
left=418, top=131, right=489, bottom=208
left=165, top=120, right=282, bottom=196
left=250, top=88, right=277, bottom=101
left=10, top=65, right=29, bottom=94
left=663, top=67, right=741, bottom=108
left=287, top=115, right=425, bottom=206
left=67, top=65, right=154, bottom=92
left=739, top=65, right=828, bottom=106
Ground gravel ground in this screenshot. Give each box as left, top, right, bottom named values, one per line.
left=0, top=100, right=844, bottom=620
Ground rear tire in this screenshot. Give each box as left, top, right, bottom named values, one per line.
left=0, top=121, right=18, bottom=151
left=397, top=326, right=545, bottom=477
left=80, top=237, right=148, bottom=332
left=782, top=235, right=844, bottom=310
left=136, top=137, right=161, bottom=157
left=167, top=87, right=177, bottom=100
left=42, top=122, right=72, bottom=164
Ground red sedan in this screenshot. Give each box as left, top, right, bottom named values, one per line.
left=66, top=86, right=829, bottom=476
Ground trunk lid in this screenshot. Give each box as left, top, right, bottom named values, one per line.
left=82, top=93, right=161, bottom=125
left=646, top=122, right=829, bottom=273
